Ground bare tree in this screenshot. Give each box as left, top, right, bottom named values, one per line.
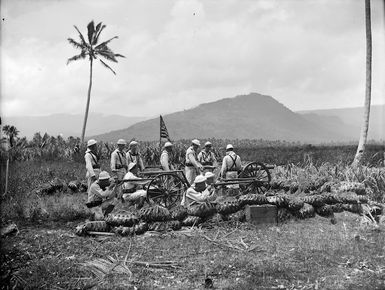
left=352, top=0, right=372, bottom=167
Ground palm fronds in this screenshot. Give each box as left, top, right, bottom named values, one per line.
left=68, top=21, right=124, bottom=74
left=99, top=59, right=116, bottom=74
left=67, top=52, right=87, bottom=64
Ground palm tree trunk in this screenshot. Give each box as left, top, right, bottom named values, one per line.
left=81, top=57, right=93, bottom=142
left=352, top=0, right=372, bottom=167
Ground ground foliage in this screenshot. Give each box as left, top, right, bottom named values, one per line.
left=0, top=153, right=384, bottom=288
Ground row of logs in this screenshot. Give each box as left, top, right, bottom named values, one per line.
left=75, top=189, right=383, bottom=237
left=36, top=178, right=88, bottom=195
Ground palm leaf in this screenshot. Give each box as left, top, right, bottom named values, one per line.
left=114, top=53, right=125, bottom=58
left=97, top=50, right=118, bottom=62
left=87, top=21, right=95, bottom=45
left=67, top=52, right=87, bottom=64
left=94, top=36, right=118, bottom=50
left=67, top=38, right=86, bottom=50
left=99, top=59, right=116, bottom=75
left=92, top=22, right=102, bottom=44
left=74, top=25, right=88, bottom=46
left=93, top=24, right=106, bottom=45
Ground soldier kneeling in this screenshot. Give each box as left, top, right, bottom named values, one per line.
left=121, top=163, right=148, bottom=208
left=86, top=171, right=118, bottom=220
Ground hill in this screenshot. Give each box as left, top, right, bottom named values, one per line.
left=298, top=105, right=385, bottom=140
left=92, top=93, right=360, bottom=143
left=3, top=113, right=147, bottom=139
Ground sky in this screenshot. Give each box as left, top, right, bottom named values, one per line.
left=1, top=0, right=384, bottom=118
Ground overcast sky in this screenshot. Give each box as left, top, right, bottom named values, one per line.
left=1, top=0, right=384, bottom=117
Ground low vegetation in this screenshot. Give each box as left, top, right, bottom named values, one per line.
left=0, top=140, right=384, bottom=289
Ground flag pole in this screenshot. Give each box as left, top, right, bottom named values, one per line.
left=159, top=115, right=162, bottom=156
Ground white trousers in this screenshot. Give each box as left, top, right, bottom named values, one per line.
left=122, top=189, right=147, bottom=202
left=185, top=166, right=198, bottom=185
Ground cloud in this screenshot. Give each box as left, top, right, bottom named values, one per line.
left=1, top=0, right=384, bottom=118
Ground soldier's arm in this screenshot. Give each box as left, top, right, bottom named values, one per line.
left=110, top=152, right=117, bottom=172
left=186, top=188, right=209, bottom=203
left=197, top=152, right=203, bottom=163
left=212, top=152, right=218, bottom=167
left=189, top=152, right=202, bottom=169
left=139, top=155, right=145, bottom=171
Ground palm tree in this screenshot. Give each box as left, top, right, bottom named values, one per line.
left=352, top=0, right=372, bottom=166
left=67, top=20, right=124, bottom=142
left=2, top=125, right=19, bottom=147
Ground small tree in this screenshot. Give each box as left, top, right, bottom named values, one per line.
left=67, top=20, right=124, bottom=142
left=2, top=125, right=19, bottom=147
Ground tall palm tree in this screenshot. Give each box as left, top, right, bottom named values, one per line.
left=67, top=20, right=124, bottom=142
left=2, top=125, right=19, bottom=147
left=352, top=0, right=372, bottom=166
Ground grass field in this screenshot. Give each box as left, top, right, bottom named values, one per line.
left=1, top=160, right=384, bottom=289
left=1, top=214, right=384, bottom=289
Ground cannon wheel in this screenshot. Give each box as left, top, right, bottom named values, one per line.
left=239, top=162, right=271, bottom=194
left=146, top=173, right=188, bottom=209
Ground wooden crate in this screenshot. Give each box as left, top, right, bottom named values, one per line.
left=245, top=205, right=277, bottom=226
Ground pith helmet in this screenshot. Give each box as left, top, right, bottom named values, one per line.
left=98, top=171, right=110, bottom=180
left=87, top=139, right=97, bottom=147
left=194, top=175, right=206, bottom=184
left=226, top=144, right=234, bottom=150
left=192, top=139, right=201, bottom=146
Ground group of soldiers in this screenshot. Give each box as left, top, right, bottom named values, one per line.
left=84, top=138, right=242, bottom=219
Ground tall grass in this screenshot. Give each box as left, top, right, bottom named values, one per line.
left=273, top=160, right=385, bottom=202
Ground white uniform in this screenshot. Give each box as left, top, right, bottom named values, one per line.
left=84, top=149, right=101, bottom=190
left=182, top=184, right=215, bottom=207
left=220, top=151, right=242, bottom=188
left=126, top=150, right=144, bottom=173
left=110, top=149, right=128, bottom=180
left=122, top=172, right=147, bottom=202
left=197, top=150, right=217, bottom=173
left=87, top=181, right=117, bottom=220
left=185, top=146, right=201, bottom=185
left=160, top=150, right=174, bottom=171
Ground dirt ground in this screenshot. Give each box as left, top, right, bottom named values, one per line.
left=1, top=212, right=384, bottom=290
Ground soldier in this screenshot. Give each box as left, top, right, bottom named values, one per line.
left=197, top=141, right=217, bottom=173
left=160, top=141, right=175, bottom=171
left=110, top=139, right=128, bottom=180
left=181, top=175, right=216, bottom=207
left=86, top=171, right=118, bottom=220
left=121, top=163, right=149, bottom=208
left=126, top=140, right=145, bottom=175
left=220, top=144, right=242, bottom=188
left=85, top=139, right=101, bottom=191
left=185, top=139, right=204, bottom=185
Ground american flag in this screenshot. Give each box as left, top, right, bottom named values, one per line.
left=160, top=115, right=171, bottom=141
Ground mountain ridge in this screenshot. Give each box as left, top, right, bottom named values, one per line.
left=91, top=93, right=367, bottom=143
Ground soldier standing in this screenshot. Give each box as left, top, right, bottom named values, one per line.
left=85, top=139, right=101, bottom=191
left=126, top=140, right=145, bottom=175
left=160, top=141, right=175, bottom=171
left=197, top=141, right=217, bottom=174
left=185, top=139, right=204, bottom=185
left=220, top=144, right=242, bottom=188
left=110, top=139, right=128, bottom=180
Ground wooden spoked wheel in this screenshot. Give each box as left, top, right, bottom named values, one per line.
left=146, top=173, right=188, bottom=209
left=239, top=162, right=271, bottom=194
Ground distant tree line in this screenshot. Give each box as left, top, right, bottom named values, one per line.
left=1, top=126, right=383, bottom=167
